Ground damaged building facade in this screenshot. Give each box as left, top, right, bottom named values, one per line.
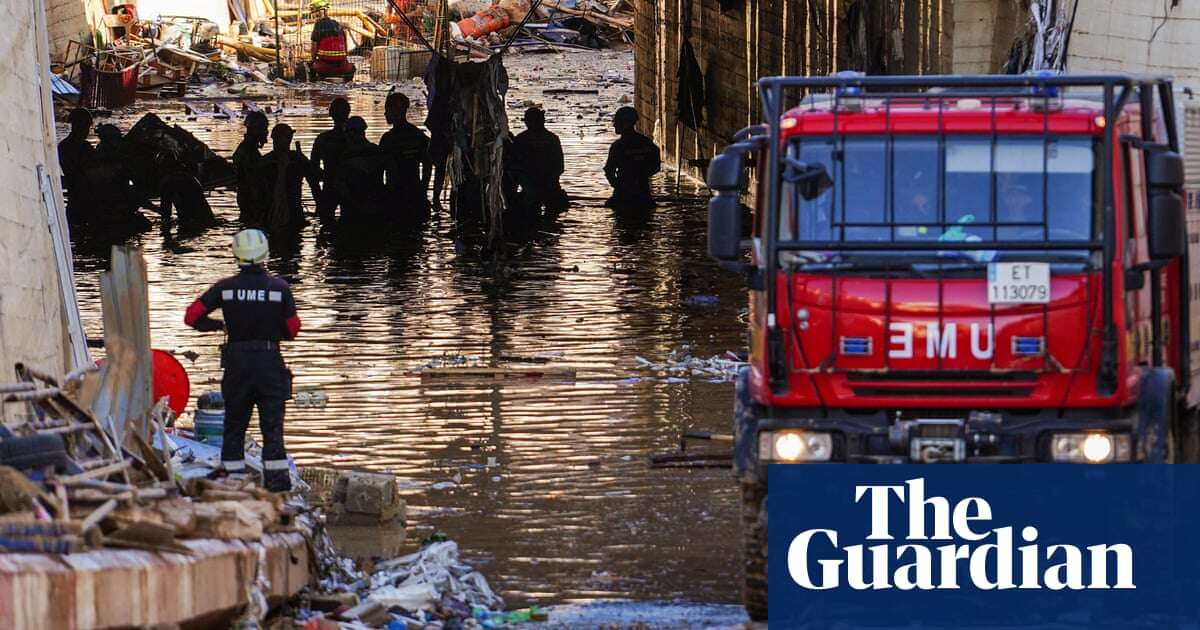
left=635, top=0, right=1200, bottom=180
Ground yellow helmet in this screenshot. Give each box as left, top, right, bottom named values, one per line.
left=310, top=0, right=331, bottom=11
left=232, top=229, right=269, bottom=265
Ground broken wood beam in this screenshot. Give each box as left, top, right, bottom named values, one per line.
left=14, top=363, right=59, bottom=387
left=80, top=499, right=118, bottom=532
left=55, top=459, right=130, bottom=485
left=4, top=387, right=62, bottom=403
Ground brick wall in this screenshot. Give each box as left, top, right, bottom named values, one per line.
left=633, top=0, right=953, bottom=182
left=0, top=1, right=72, bottom=418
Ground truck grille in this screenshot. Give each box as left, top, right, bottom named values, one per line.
left=850, top=386, right=1034, bottom=397
left=845, top=370, right=1037, bottom=382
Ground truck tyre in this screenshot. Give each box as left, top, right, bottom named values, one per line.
left=0, top=434, right=69, bottom=472
left=1175, top=405, right=1200, bottom=464
left=742, top=482, right=768, bottom=621
left=1138, top=367, right=1176, bottom=463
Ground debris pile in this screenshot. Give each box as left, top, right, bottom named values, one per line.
left=451, top=0, right=635, bottom=55
left=294, top=534, right=530, bottom=628
left=634, top=346, right=747, bottom=382
left=0, top=363, right=299, bottom=555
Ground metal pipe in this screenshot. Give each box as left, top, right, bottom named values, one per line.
left=1140, top=85, right=1164, bottom=368
left=761, top=80, right=784, bottom=392
left=1159, top=82, right=1190, bottom=394
left=274, top=0, right=281, bottom=72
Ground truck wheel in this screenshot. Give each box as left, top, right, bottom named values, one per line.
left=1139, top=367, right=1176, bottom=463
left=742, top=482, right=768, bottom=621
left=1175, top=406, right=1200, bottom=464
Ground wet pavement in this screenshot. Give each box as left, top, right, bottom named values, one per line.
left=68, top=48, right=748, bottom=611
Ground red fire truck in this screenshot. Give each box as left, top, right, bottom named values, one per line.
left=705, top=74, right=1197, bottom=620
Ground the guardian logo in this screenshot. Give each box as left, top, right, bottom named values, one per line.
left=788, top=478, right=1135, bottom=591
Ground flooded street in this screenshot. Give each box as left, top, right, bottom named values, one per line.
left=69, top=49, right=747, bottom=609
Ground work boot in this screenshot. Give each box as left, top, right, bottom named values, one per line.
left=264, top=470, right=292, bottom=493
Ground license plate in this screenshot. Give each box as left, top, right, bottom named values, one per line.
left=987, top=262, right=1050, bottom=304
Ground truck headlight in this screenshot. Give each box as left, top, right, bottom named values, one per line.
left=759, top=430, right=832, bottom=462
left=1050, top=432, right=1131, bottom=463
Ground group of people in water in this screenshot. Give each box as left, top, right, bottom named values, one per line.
left=58, top=108, right=218, bottom=235
left=58, top=95, right=663, bottom=242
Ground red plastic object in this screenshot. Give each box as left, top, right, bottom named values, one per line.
left=97, top=64, right=138, bottom=108
left=95, top=350, right=191, bottom=417
left=455, top=7, right=510, bottom=39
left=152, top=350, right=190, bottom=417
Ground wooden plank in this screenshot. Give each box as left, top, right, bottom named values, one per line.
left=92, top=247, right=153, bottom=450
left=414, top=366, right=578, bottom=379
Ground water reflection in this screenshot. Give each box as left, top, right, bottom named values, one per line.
left=70, top=50, right=745, bottom=606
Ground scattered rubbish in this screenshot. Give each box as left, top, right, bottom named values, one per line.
left=633, top=346, right=746, bottom=382
left=294, top=389, right=330, bottom=409
left=681, top=294, right=718, bottom=308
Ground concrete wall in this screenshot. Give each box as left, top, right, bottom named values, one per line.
left=0, top=1, right=74, bottom=417
left=633, top=0, right=953, bottom=181
left=951, top=0, right=1200, bottom=90
left=44, top=0, right=107, bottom=62
left=1067, top=0, right=1200, bottom=91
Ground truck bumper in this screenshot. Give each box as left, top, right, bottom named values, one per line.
left=737, top=409, right=1141, bottom=485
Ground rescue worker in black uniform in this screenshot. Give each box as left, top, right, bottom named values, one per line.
left=233, top=111, right=270, bottom=228
left=511, top=107, right=569, bottom=217
left=257, top=123, right=320, bottom=233
left=311, top=98, right=351, bottom=223
left=379, top=92, right=432, bottom=225
left=58, top=108, right=97, bottom=224
left=603, top=106, right=661, bottom=211
left=184, top=229, right=301, bottom=492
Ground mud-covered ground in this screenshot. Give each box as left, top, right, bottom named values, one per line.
left=70, top=47, right=749, bottom=625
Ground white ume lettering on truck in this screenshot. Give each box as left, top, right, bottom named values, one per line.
left=786, top=478, right=1135, bottom=591
left=887, top=323, right=994, bottom=360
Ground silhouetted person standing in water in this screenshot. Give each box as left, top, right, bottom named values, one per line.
left=336, top=116, right=391, bottom=224
left=257, top=124, right=318, bottom=234
left=158, top=150, right=217, bottom=231
left=312, top=98, right=351, bottom=223
left=379, top=92, right=431, bottom=224
left=92, top=123, right=154, bottom=224
left=512, top=107, right=569, bottom=217
left=58, top=108, right=96, bottom=224
left=233, top=111, right=269, bottom=228
left=603, top=106, right=661, bottom=211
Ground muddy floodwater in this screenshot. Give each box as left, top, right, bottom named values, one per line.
left=69, top=49, right=746, bottom=609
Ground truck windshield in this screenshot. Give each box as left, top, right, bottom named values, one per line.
left=780, top=135, right=1099, bottom=264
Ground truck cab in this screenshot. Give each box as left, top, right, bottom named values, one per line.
left=707, top=74, right=1196, bottom=621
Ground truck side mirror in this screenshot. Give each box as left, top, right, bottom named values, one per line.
left=707, top=152, right=746, bottom=192
left=707, top=151, right=747, bottom=263
left=1145, top=151, right=1186, bottom=260
left=708, top=194, right=742, bottom=262
left=1146, top=151, right=1184, bottom=189
left=1147, top=192, right=1186, bottom=259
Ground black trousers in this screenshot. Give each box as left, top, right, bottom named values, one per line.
left=221, top=345, right=292, bottom=491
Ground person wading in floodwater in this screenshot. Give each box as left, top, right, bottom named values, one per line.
left=157, top=149, right=217, bottom=232
left=511, top=106, right=569, bottom=219
left=233, top=111, right=269, bottom=228
left=312, top=98, right=351, bottom=224
left=379, top=92, right=432, bottom=226
left=257, top=123, right=319, bottom=234
left=184, top=229, right=301, bottom=492
left=603, top=106, right=661, bottom=211
left=58, top=108, right=97, bottom=225
left=336, top=116, right=392, bottom=225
